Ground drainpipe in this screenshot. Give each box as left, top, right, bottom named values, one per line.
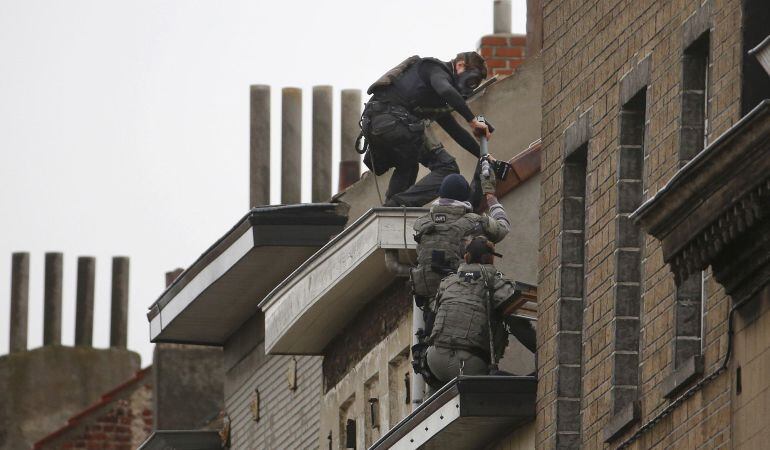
left=384, top=250, right=425, bottom=410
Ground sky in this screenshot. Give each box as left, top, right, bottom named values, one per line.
left=0, top=0, right=527, bottom=367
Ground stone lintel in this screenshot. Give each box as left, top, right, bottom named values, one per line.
left=619, top=56, right=651, bottom=106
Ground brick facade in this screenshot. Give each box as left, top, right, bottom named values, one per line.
left=537, top=0, right=745, bottom=448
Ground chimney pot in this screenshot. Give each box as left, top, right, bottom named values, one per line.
left=250, top=85, right=271, bottom=207
left=339, top=89, right=362, bottom=191
left=9, top=252, right=30, bottom=353
left=312, top=85, right=333, bottom=202
left=281, top=87, right=302, bottom=204
left=75, top=256, right=96, bottom=347
left=165, top=268, right=184, bottom=288
left=43, top=252, right=63, bottom=346
left=493, top=0, right=512, bottom=34
left=110, top=256, right=130, bottom=349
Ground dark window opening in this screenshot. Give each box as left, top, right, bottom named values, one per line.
left=675, top=32, right=710, bottom=368
left=555, top=141, right=588, bottom=446
left=741, top=0, right=770, bottom=115
left=680, top=33, right=710, bottom=165
left=611, top=88, right=647, bottom=414
left=345, top=419, right=356, bottom=449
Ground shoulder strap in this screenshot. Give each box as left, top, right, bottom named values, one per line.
left=367, top=55, right=421, bottom=95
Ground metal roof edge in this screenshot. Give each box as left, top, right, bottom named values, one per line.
left=633, top=99, right=770, bottom=224
left=370, top=375, right=537, bottom=450
left=258, top=206, right=428, bottom=310
left=147, top=203, right=349, bottom=319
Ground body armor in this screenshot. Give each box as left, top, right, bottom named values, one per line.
left=411, top=204, right=506, bottom=299
left=428, top=264, right=514, bottom=360
left=368, top=56, right=457, bottom=119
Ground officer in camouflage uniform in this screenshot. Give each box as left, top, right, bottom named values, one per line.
left=409, top=171, right=511, bottom=387
left=425, top=236, right=536, bottom=383
left=411, top=172, right=509, bottom=306
left=359, top=52, right=493, bottom=208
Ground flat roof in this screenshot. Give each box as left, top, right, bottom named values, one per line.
left=371, top=375, right=536, bottom=450
left=147, top=203, right=348, bottom=345
left=259, top=207, right=426, bottom=354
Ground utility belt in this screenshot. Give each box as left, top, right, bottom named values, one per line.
left=363, top=101, right=423, bottom=128
left=356, top=100, right=425, bottom=163
left=432, top=343, right=492, bottom=365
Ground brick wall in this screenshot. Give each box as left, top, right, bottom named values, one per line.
left=479, top=34, right=528, bottom=77
left=35, top=369, right=153, bottom=450
left=323, top=280, right=411, bottom=392
left=537, top=0, right=744, bottom=448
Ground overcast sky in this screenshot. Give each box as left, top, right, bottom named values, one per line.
left=0, top=0, right=527, bottom=367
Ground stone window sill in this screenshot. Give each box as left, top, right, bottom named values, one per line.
left=661, top=355, right=704, bottom=399
left=603, top=401, right=640, bottom=442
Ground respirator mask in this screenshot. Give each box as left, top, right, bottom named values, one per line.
left=455, top=68, right=483, bottom=98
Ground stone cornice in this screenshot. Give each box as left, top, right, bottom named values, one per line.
left=633, top=100, right=770, bottom=301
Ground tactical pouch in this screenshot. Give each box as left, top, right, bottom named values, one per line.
left=411, top=341, right=441, bottom=389
left=410, top=266, right=443, bottom=298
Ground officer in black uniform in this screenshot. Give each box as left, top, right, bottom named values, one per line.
left=359, top=52, right=492, bottom=208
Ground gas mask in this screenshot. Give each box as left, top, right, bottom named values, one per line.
left=455, top=68, right=484, bottom=98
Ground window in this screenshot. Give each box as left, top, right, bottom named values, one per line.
left=556, top=110, right=590, bottom=448
left=611, top=89, right=646, bottom=416
left=741, top=0, right=770, bottom=115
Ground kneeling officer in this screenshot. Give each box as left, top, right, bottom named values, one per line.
left=359, top=52, right=492, bottom=207
left=426, top=236, right=536, bottom=383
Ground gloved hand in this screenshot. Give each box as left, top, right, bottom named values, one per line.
left=481, top=163, right=497, bottom=194
left=469, top=118, right=492, bottom=139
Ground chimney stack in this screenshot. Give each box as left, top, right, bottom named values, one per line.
left=493, top=0, right=512, bottom=34
left=339, top=89, right=362, bottom=191
left=165, top=268, right=184, bottom=287
left=312, top=86, right=333, bottom=202
left=9, top=252, right=29, bottom=353
left=110, top=256, right=129, bottom=348
left=75, top=256, right=96, bottom=347
left=250, top=85, right=271, bottom=207
left=281, top=87, right=302, bottom=204
left=478, top=0, right=526, bottom=78
left=43, top=252, right=63, bottom=346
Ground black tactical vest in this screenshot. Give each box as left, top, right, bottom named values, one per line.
left=370, top=58, right=456, bottom=118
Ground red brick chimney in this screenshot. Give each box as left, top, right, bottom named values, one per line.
left=478, top=34, right=527, bottom=77
left=477, top=0, right=539, bottom=78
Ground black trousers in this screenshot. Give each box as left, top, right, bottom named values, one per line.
left=364, top=108, right=482, bottom=208
left=383, top=143, right=460, bottom=207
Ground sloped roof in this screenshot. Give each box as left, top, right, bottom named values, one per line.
left=33, top=367, right=153, bottom=449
